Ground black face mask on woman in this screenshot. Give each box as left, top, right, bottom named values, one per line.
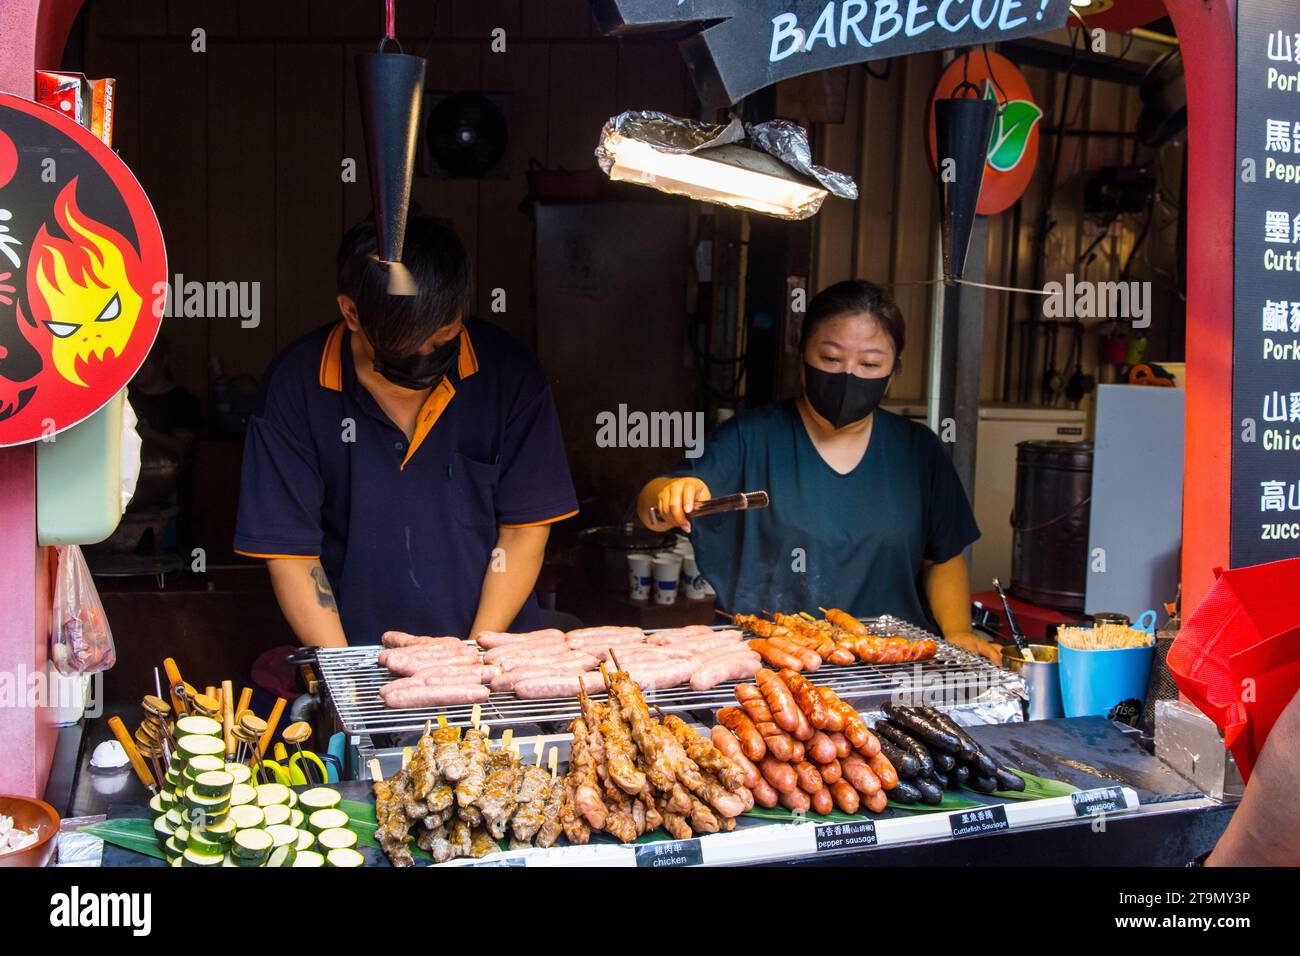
left=803, top=363, right=891, bottom=429
left=371, top=333, right=460, bottom=390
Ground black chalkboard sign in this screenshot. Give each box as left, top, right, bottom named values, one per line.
left=1233, top=0, right=1300, bottom=566
left=591, top=0, right=1072, bottom=109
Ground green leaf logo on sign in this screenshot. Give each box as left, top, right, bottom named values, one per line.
left=985, top=83, right=1044, bottom=174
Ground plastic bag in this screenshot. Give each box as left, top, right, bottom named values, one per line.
left=50, top=545, right=116, bottom=676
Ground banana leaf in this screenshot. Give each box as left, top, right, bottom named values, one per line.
left=77, top=818, right=166, bottom=861
left=979, top=769, right=1080, bottom=801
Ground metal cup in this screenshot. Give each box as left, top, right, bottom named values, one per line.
left=1003, top=644, right=1064, bottom=721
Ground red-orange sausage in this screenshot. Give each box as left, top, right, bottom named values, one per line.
left=868, top=750, right=899, bottom=790
left=816, top=688, right=847, bottom=732
left=751, top=778, right=780, bottom=808
left=779, top=669, right=831, bottom=729
left=754, top=669, right=801, bottom=733
left=807, top=732, right=837, bottom=764
left=818, top=758, right=842, bottom=785
left=717, top=707, right=765, bottom=761
left=748, top=640, right=804, bottom=673
left=865, top=789, right=889, bottom=813
left=841, top=753, right=882, bottom=795
left=711, top=726, right=761, bottom=790
left=779, top=788, right=811, bottom=813
left=828, top=732, right=852, bottom=759
left=829, top=780, right=860, bottom=814
left=810, top=787, right=834, bottom=816
left=753, top=721, right=796, bottom=762
left=760, top=755, right=798, bottom=794
left=794, top=760, right=824, bottom=793
left=769, top=636, right=822, bottom=672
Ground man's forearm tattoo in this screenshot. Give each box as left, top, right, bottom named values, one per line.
left=310, top=566, right=338, bottom=613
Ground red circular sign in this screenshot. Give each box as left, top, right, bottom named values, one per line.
left=0, top=93, right=166, bottom=446
left=926, top=52, right=1042, bottom=216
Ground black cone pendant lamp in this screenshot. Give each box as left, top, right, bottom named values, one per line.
left=356, top=2, right=426, bottom=296
left=934, top=96, right=996, bottom=283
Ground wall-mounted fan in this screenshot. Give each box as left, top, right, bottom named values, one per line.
left=420, top=91, right=511, bottom=179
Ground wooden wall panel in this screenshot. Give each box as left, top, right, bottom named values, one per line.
left=521, top=0, right=593, bottom=39
left=275, top=43, right=346, bottom=350
left=206, top=43, right=277, bottom=382
left=546, top=41, right=618, bottom=170
left=134, top=40, right=208, bottom=406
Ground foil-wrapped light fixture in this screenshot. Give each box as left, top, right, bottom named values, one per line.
left=596, top=112, right=857, bottom=221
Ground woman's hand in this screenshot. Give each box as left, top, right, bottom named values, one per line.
left=648, top=477, right=711, bottom=533
left=946, top=631, right=1003, bottom=666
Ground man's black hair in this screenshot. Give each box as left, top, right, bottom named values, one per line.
left=336, top=215, right=472, bottom=356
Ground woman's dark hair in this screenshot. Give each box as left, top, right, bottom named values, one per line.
left=800, top=280, right=905, bottom=369
left=336, top=215, right=472, bottom=356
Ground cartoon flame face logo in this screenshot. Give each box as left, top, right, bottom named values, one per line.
left=24, top=178, right=145, bottom=388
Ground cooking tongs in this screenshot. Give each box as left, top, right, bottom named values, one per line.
left=650, top=489, right=770, bottom=525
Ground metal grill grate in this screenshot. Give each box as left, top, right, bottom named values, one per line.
left=316, top=617, right=1019, bottom=736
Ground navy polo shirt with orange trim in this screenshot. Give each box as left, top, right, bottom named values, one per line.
left=233, top=319, right=578, bottom=644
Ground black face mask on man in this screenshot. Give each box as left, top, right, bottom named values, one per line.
left=371, top=333, right=460, bottom=390
left=802, top=363, right=891, bottom=429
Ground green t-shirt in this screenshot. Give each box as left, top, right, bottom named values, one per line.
left=671, top=402, right=980, bottom=631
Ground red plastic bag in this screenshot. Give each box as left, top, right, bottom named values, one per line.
left=1168, top=558, right=1300, bottom=781
left=50, top=545, right=116, bottom=676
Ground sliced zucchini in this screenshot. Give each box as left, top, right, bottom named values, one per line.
left=165, top=807, right=184, bottom=828
left=186, top=828, right=227, bottom=854
left=266, top=824, right=299, bottom=848
left=229, top=783, right=256, bottom=807
left=307, top=808, right=349, bottom=835
left=192, top=770, right=235, bottom=798
left=287, top=789, right=299, bottom=809
left=231, top=828, right=274, bottom=861
left=174, top=825, right=190, bottom=847
left=159, top=790, right=176, bottom=808
left=184, top=754, right=225, bottom=778
left=176, top=714, right=224, bottom=737
left=204, top=816, right=237, bottom=844
left=185, top=806, right=229, bottom=828
left=177, top=733, right=225, bottom=759
left=292, top=850, right=325, bottom=868
left=294, top=829, right=315, bottom=852
left=221, top=856, right=238, bottom=867
left=254, top=783, right=291, bottom=807
left=325, top=847, right=364, bottom=868
left=149, top=793, right=165, bottom=815
left=170, top=857, right=184, bottom=867
left=224, top=763, right=253, bottom=787
left=163, top=837, right=184, bottom=862
left=153, top=816, right=175, bottom=842
left=184, top=786, right=231, bottom=814
left=261, top=804, right=292, bottom=828
left=316, top=828, right=357, bottom=851
left=298, top=787, right=341, bottom=811
left=228, top=804, right=266, bottom=830
left=181, top=847, right=225, bottom=867
left=266, top=845, right=298, bottom=868
left=288, top=808, right=305, bottom=828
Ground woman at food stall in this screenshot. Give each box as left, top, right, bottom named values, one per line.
left=233, top=217, right=578, bottom=646
left=637, top=280, right=1001, bottom=664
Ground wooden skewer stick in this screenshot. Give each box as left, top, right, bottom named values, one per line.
left=260, top=697, right=287, bottom=756
left=471, top=703, right=482, bottom=730
left=423, top=719, right=432, bottom=738
left=547, top=747, right=558, bottom=782
left=236, top=687, right=252, bottom=718
left=221, top=679, right=235, bottom=759
left=369, top=758, right=384, bottom=783
left=713, top=609, right=735, bottom=621
left=162, top=658, right=186, bottom=715
left=401, top=746, right=413, bottom=769
left=108, top=716, right=156, bottom=792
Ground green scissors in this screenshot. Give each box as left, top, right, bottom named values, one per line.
left=261, top=742, right=329, bottom=786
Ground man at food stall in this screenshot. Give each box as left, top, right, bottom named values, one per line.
left=234, top=217, right=578, bottom=646
left=637, top=280, right=1001, bottom=664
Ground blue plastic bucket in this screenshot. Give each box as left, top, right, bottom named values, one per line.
left=1058, top=643, right=1156, bottom=718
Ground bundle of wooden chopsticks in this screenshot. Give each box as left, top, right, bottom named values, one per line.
left=1057, top=624, right=1155, bottom=651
